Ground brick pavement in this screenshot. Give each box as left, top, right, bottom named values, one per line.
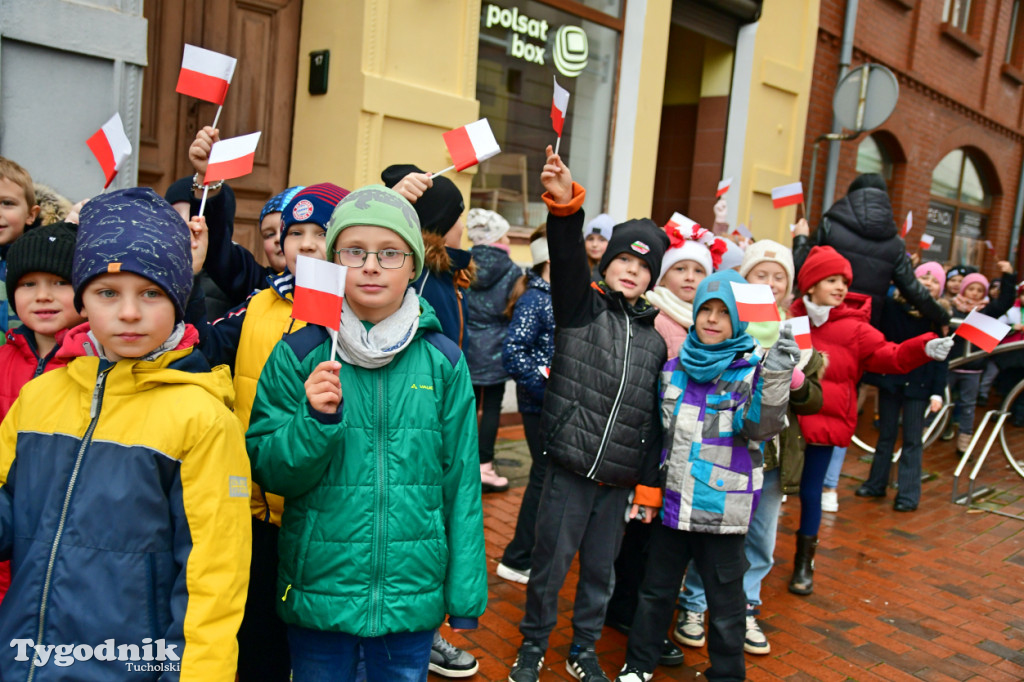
left=438, top=406, right=1024, bottom=681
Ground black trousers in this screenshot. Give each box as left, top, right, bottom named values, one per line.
left=501, top=412, right=546, bottom=570
left=864, top=388, right=927, bottom=506
left=625, top=523, right=748, bottom=681
left=237, top=517, right=291, bottom=681
left=474, top=383, right=505, bottom=464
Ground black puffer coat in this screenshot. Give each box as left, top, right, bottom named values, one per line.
left=794, top=188, right=950, bottom=328
left=541, top=199, right=666, bottom=489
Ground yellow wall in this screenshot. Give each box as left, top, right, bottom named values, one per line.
left=736, top=1, right=821, bottom=242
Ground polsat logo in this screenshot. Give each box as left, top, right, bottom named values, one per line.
left=483, top=4, right=589, bottom=78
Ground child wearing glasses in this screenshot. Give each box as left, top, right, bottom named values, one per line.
left=246, top=185, right=486, bottom=681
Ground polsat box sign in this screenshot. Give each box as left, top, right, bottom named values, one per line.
left=482, top=3, right=589, bottom=78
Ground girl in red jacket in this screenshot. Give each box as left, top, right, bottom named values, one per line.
left=786, top=246, right=953, bottom=595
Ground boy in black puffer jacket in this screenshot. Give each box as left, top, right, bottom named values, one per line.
left=508, top=148, right=669, bottom=682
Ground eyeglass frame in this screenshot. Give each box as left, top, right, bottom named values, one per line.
left=332, top=247, right=415, bottom=269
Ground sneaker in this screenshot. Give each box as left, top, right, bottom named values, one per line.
left=430, top=632, right=479, bottom=678
left=941, top=423, right=957, bottom=441
left=821, top=489, right=839, bottom=513
left=497, top=562, right=530, bottom=584
left=744, top=606, right=770, bottom=655
left=509, top=641, right=545, bottom=682
left=614, top=665, right=653, bottom=682
left=673, top=608, right=705, bottom=647
left=956, top=432, right=972, bottom=456
left=566, top=645, right=609, bottom=681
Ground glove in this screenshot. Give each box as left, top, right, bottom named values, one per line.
left=925, top=336, right=953, bottom=361
left=764, top=326, right=800, bottom=373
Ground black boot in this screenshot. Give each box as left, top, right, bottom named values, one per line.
left=788, top=533, right=818, bottom=595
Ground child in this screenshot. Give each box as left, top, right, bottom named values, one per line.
left=787, top=246, right=952, bottom=595
left=246, top=185, right=487, bottom=681
left=857, top=262, right=951, bottom=511
left=675, top=240, right=824, bottom=656
left=584, top=213, right=614, bottom=278
left=943, top=265, right=976, bottom=305
left=994, top=282, right=1024, bottom=426
left=0, top=157, right=41, bottom=332
left=946, top=262, right=1016, bottom=453
left=508, top=148, right=669, bottom=682
left=615, top=270, right=798, bottom=682
left=0, top=187, right=251, bottom=680
left=497, top=225, right=554, bottom=584
left=464, top=208, right=521, bottom=493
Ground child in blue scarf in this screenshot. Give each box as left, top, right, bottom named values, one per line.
left=615, top=270, right=798, bottom=682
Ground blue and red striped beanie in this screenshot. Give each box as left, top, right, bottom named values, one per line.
left=280, top=183, right=350, bottom=244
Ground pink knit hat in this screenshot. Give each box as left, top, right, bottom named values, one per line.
left=959, top=272, right=990, bottom=297
left=914, top=262, right=946, bottom=295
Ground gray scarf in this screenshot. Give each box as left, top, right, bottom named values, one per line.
left=333, top=290, right=421, bottom=368
left=85, top=322, right=187, bottom=362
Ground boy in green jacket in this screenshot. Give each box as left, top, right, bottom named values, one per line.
left=246, top=185, right=487, bottom=681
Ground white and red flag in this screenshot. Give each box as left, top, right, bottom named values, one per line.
left=86, top=113, right=132, bottom=189
left=665, top=212, right=698, bottom=236
left=716, top=177, right=733, bottom=198
left=955, top=310, right=1011, bottom=353
left=731, top=282, right=781, bottom=322
left=551, top=77, right=570, bottom=136
left=920, top=233, right=935, bottom=250
left=985, top=239, right=995, bottom=252
left=175, top=44, right=237, bottom=105
left=539, top=366, right=551, bottom=379
left=901, top=211, right=912, bottom=239
left=443, top=118, right=501, bottom=171
left=771, top=182, right=804, bottom=209
left=204, top=132, right=261, bottom=184
left=786, top=315, right=813, bottom=350
left=292, top=255, right=347, bottom=331
left=732, top=224, right=753, bottom=240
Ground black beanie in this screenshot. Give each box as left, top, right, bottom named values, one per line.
left=946, top=264, right=978, bottom=280
left=164, top=176, right=194, bottom=205
left=597, top=219, right=670, bottom=290
left=848, top=173, right=887, bottom=193
left=381, top=164, right=464, bottom=236
left=6, top=221, right=78, bottom=314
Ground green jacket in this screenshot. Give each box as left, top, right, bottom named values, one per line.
left=246, top=299, right=487, bottom=636
left=764, top=349, right=826, bottom=494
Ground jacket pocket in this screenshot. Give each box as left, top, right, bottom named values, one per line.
left=703, top=393, right=743, bottom=439
left=295, top=509, right=319, bottom=586
left=714, top=557, right=750, bottom=585
left=694, top=462, right=750, bottom=493
left=545, top=400, right=579, bottom=445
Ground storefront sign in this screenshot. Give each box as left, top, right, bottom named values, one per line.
left=483, top=3, right=589, bottom=78
left=923, top=201, right=954, bottom=263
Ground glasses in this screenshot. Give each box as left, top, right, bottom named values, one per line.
left=333, top=247, right=413, bottom=269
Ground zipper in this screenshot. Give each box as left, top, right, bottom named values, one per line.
left=587, top=303, right=633, bottom=479
left=369, top=371, right=387, bottom=636
left=28, top=366, right=110, bottom=681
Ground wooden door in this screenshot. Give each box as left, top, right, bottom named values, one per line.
left=139, top=0, right=302, bottom=262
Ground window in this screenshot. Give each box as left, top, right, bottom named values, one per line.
left=924, top=149, right=992, bottom=266
left=943, top=0, right=973, bottom=32
left=855, top=135, right=893, bottom=182
left=1008, top=0, right=1024, bottom=66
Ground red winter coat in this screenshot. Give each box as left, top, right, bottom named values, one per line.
left=0, top=326, right=68, bottom=422
left=790, top=292, right=935, bottom=446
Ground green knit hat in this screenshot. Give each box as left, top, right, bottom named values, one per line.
left=326, top=185, right=425, bottom=279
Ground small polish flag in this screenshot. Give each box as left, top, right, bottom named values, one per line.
left=551, top=77, right=570, bottom=136
left=204, top=132, right=261, bottom=185
left=771, top=182, right=804, bottom=209
left=920, top=233, right=935, bottom=250
left=901, top=211, right=912, bottom=238
left=443, top=118, right=501, bottom=171
left=86, top=113, right=132, bottom=189
left=292, top=255, right=347, bottom=331
left=732, top=224, right=753, bottom=240
left=665, top=212, right=698, bottom=237
left=985, top=239, right=995, bottom=252
left=786, top=316, right=813, bottom=350
left=955, top=310, right=1011, bottom=353
left=716, top=177, right=733, bottom=198
left=539, top=366, right=551, bottom=379
left=731, top=282, right=781, bottom=322
left=175, top=44, right=237, bottom=105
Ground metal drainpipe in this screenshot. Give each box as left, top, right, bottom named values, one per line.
left=1009, top=150, right=1024, bottom=270
left=821, top=0, right=860, bottom=215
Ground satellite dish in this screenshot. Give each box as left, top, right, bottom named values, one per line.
left=832, top=64, right=899, bottom=132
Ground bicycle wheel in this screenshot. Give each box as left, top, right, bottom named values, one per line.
left=998, top=378, right=1024, bottom=479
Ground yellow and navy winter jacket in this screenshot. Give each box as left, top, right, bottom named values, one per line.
left=0, top=324, right=252, bottom=681
left=246, top=298, right=487, bottom=636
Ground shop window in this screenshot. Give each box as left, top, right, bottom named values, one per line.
left=924, top=149, right=992, bottom=267
left=943, top=0, right=973, bottom=32
left=476, top=1, right=620, bottom=226
left=855, top=135, right=893, bottom=182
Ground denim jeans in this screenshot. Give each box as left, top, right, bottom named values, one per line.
left=949, top=371, right=982, bottom=435
left=288, top=626, right=434, bottom=682
left=679, top=467, right=783, bottom=611
left=823, top=447, right=846, bottom=489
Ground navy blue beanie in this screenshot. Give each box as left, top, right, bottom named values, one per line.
left=261, top=185, right=304, bottom=224
left=73, top=187, right=193, bottom=321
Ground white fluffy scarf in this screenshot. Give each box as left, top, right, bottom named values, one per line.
left=333, top=289, right=421, bottom=368
left=645, top=286, right=694, bottom=329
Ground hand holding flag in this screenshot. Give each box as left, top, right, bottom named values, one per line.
left=437, top=118, right=501, bottom=175
left=551, top=76, right=570, bottom=154
left=731, top=282, right=781, bottom=322
left=785, top=315, right=813, bottom=350
left=86, top=113, right=132, bottom=190
left=955, top=310, right=1011, bottom=352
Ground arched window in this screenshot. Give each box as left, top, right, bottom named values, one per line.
left=855, top=135, right=893, bottom=182
left=924, top=149, right=992, bottom=267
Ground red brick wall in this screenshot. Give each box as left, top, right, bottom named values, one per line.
left=803, top=0, right=1024, bottom=277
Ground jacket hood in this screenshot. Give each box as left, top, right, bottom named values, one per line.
left=824, top=188, right=897, bottom=242
left=789, top=291, right=872, bottom=323
left=423, top=232, right=476, bottom=281
left=470, top=245, right=518, bottom=290
left=526, top=270, right=551, bottom=294
left=415, top=294, right=444, bottom=335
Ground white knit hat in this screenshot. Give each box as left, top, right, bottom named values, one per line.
left=583, top=213, right=615, bottom=241
left=658, top=240, right=712, bottom=285
left=738, top=239, right=795, bottom=290
left=718, top=238, right=745, bottom=271
left=466, top=208, right=510, bottom=245
left=529, top=237, right=549, bottom=266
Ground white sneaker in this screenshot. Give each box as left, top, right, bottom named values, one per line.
left=497, top=562, right=530, bottom=584
left=673, top=609, right=705, bottom=647
left=744, top=610, right=770, bottom=655
left=615, top=666, right=652, bottom=682
left=821, top=489, right=839, bottom=513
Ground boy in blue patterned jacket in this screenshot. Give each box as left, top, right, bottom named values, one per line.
left=616, top=270, right=797, bottom=682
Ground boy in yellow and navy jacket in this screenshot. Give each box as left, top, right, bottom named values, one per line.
left=0, top=187, right=251, bottom=681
